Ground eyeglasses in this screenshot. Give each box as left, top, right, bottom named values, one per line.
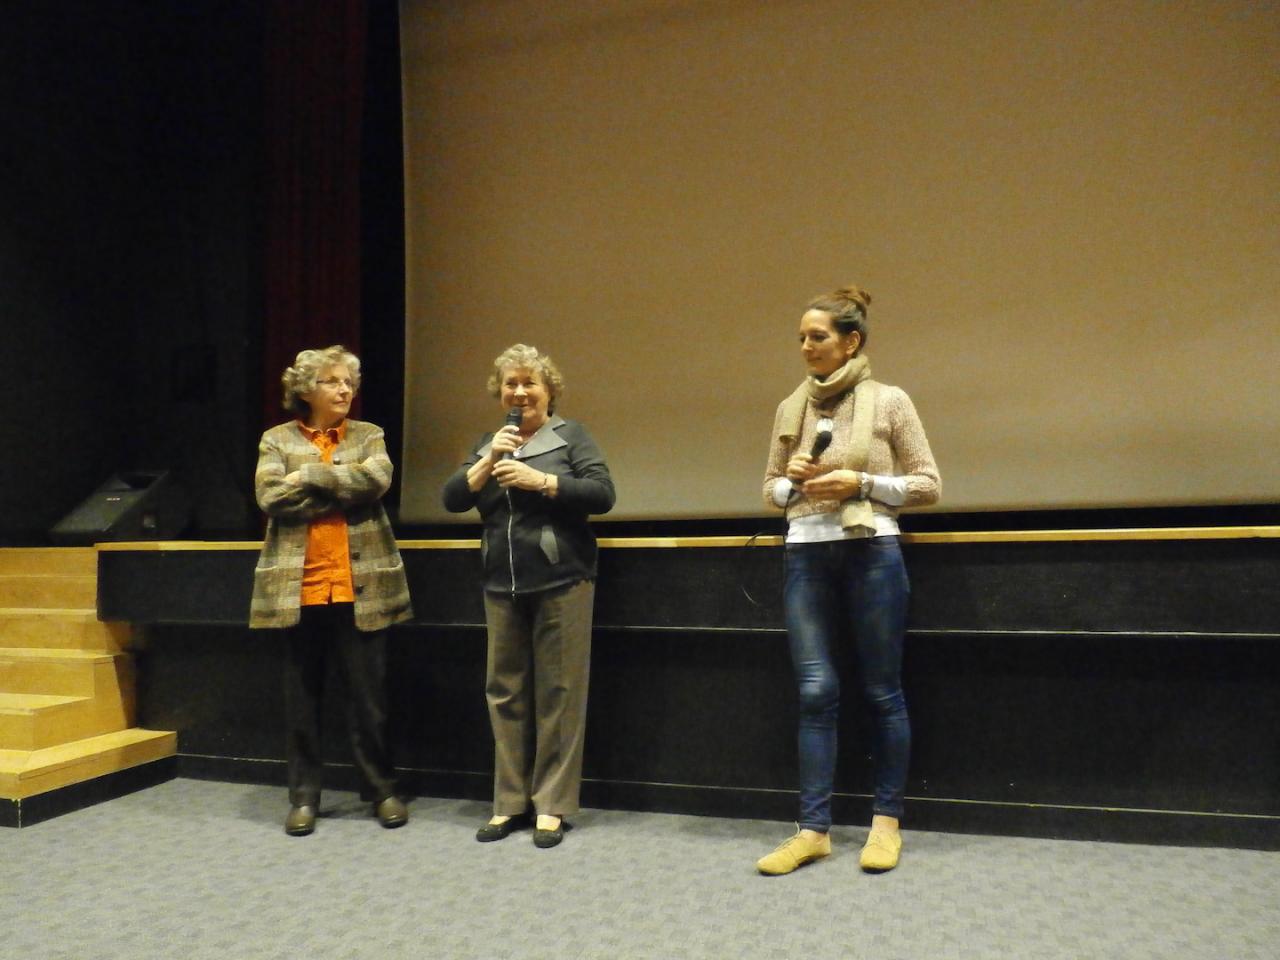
left=317, top=378, right=355, bottom=390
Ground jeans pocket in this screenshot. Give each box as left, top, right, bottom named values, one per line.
left=868, top=534, right=903, bottom=565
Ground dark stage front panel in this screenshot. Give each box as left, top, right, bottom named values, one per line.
left=102, top=531, right=1280, bottom=847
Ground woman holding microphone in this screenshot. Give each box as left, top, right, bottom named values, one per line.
left=443, top=344, right=615, bottom=848
left=757, top=286, right=939, bottom=876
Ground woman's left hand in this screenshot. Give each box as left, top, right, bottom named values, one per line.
left=801, top=469, right=865, bottom=500
left=492, top=459, right=548, bottom=491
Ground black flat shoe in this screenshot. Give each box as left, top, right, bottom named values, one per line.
left=476, top=814, right=528, bottom=842
left=533, top=819, right=571, bottom=848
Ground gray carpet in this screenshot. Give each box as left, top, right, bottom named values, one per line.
left=3, top=778, right=1276, bottom=960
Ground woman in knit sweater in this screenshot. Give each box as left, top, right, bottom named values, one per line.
left=756, top=285, right=940, bottom=876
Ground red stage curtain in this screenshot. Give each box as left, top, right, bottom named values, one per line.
left=261, top=0, right=368, bottom=428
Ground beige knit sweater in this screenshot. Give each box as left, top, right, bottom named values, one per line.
left=763, top=383, right=941, bottom=523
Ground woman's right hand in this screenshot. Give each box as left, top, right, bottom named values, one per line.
left=786, top=453, right=820, bottom=484
left=488, top=425, right=522, bottom=459
left=466, top=425, right=522, bottom=491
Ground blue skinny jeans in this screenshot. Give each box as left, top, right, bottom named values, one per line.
left=783, top=535, right=911, bottom=831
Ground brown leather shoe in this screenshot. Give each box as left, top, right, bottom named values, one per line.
left=285, top=804, right=316, bottom=836
left=374, top=795, right=408, bottom=829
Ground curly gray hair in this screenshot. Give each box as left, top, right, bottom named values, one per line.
left=486, top=343, right=564, bottom=413
left=281, top=345, right=362, bottom=415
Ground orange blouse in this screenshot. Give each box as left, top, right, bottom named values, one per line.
left=297, top=421, right=355, bottom=606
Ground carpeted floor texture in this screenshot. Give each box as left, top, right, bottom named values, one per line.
left=4, top=778, right=1276, bottom=959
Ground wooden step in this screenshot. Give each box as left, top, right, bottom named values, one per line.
left=0, top=609, right=128, bottom=652
left=0, top=574, right=97, bottom=609
left=0, top=648, right=133, bottom=699
left=0, top=692, right=131, bottom=751
left=0, top=547, right=97, bottom=577
left=0, top=727, right=176, bottom=800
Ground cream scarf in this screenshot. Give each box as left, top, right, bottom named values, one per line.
left=775, top=355, right=878, bottom=535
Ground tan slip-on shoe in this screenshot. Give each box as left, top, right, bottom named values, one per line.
left=756, top=829, right=832, bottom=876
left=859, top=828, right=902, bottom=872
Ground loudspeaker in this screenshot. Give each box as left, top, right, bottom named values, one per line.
left=50, top=471, right=190, bottom=545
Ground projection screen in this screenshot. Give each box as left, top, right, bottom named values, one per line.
left=399, top=0, right=1279, bottom=522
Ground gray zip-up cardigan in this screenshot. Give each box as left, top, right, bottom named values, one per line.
left=442, top=415, right=615, bottom=595
left=250, top=419, right=413, bottom=631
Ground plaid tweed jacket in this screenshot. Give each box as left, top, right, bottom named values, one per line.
left=249, top=419, right=413, bottom=632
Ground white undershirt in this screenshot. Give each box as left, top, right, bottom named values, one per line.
left=773, top=475, right=909, bottom=543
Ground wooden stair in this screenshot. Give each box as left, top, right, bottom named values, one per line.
left=0, top=548, right=174, bottom=823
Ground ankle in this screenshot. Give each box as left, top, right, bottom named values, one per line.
left=870, top=814, right=900, bottom=834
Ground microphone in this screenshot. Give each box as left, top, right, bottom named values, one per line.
left=809, top=418, right=834, bottom=459
left=500, top=407, right=523, bottom=460
left=788, top=418, right=834, bottom=502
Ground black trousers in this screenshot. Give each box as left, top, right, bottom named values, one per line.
left=283, top=603, right=397, bottom=807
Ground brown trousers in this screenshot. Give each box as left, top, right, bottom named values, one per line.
left=483, top=579, right=594, bottom=817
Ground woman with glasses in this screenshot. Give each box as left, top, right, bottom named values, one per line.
left=756, top=286, right=939, bottom=876
left=250, top=345, right=413, bottom=836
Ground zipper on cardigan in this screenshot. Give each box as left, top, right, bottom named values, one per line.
left=506, top=488, right=517, bottom=596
